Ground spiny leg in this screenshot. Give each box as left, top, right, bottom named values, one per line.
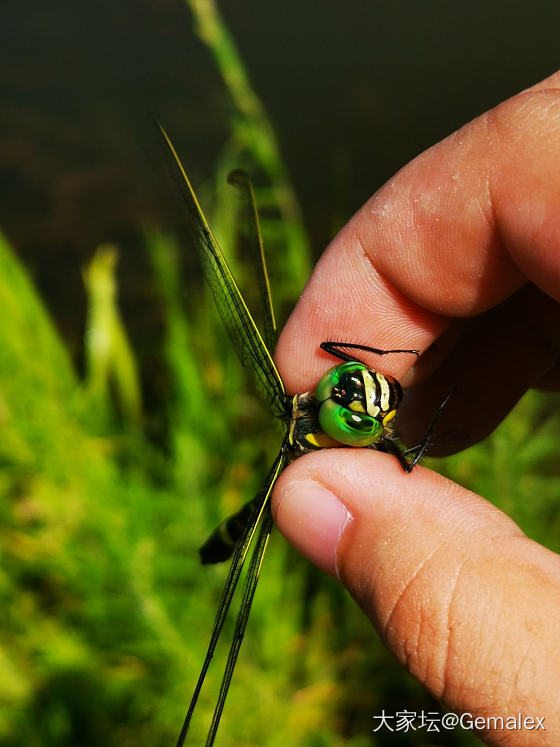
left=320, top=341, right=419, bottom=364
left=381, top=388, right=454, bottom=472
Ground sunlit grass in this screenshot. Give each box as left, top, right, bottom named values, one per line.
left=1, top=2, right=559, bottom=744
left=1, top=211, right=559, bottom=745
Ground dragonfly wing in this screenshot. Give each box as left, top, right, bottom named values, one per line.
left=227, top=169, right=277, bottom=353
left=159, top=125, right=287, bottom=417
left=205, top=507, right=274, bottom=745
left=175, top=450, right=288, bottom=747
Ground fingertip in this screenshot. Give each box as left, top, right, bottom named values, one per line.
left=272, top=448, right=520, bottom=611
left=274, top=448, right=560, bottom=732
left=272, top=473, right=352, bottom=577
left=272, top=448, right=433, bottom=579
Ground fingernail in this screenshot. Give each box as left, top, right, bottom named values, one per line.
left=274, top=480, right=352, bottom=577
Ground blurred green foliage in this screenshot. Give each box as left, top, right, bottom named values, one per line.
left=1, top=191, right=560, bottom=746
left=1, top=2, right=559, bottom=745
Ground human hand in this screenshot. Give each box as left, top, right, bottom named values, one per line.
left=272, top=71, right=560, bottom=745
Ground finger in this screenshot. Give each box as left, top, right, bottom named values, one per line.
left=400, top=286, right=560, bottom=454
left=276, top=76, right=560, bottom=395
left=272, top=449, right=560, bottom=741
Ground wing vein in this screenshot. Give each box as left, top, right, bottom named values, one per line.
left=175, top=450, right=287, bottom=747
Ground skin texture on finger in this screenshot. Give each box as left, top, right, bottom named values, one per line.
left=272, top=449, right=560, bottom=746
left=275, top=72, right=560, bottom=396
left=269, top=71, right=560, bottom=746
left=399, top=286, right=560, bottom=453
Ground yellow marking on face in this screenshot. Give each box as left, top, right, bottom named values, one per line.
left=382, top=409, right=397, bottom=426
left=377, top=373, right=391, bottom=412
left=349, top=400, right=365, bottom=413
left=306, top=431, right=341, bottom=448
left=363, top=371, right=378, bottom=416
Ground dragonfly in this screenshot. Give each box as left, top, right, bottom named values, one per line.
left=159, top=125, right=448, bottom=746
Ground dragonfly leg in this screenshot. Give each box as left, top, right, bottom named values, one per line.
left=379, top=388, right=454, bottom=472
left=320, top=341, right=419, bottom=365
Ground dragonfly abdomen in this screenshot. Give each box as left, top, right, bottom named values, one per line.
left=199, top=500, right=255, bottom=564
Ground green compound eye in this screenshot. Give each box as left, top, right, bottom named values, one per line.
left=318, top=398, right=383, bottom=447
left=315, top=361, right=366, bottom=403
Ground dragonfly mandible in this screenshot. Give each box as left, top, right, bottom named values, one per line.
left=159, top=125, right=446, bottom=746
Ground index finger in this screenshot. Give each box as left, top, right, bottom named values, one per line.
left=276, top=71, right=560, bottom=393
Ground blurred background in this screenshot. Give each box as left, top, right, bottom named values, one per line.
left=1, top=0, right=560, bottom=744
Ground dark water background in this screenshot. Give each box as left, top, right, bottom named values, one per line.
left=1, top=0, right=559, bottom=348
left=1, top=5, right=560, bottom=744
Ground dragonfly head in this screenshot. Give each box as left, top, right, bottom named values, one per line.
left=315, top=361, right=402, bottom=447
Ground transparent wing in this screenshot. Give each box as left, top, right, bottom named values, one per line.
left=227, top=169, right=277, bottom=353
left=175, top=450, right=287, bottom=747
left=205, top=507, right=274, bottom=746
left=159, top=125, right=286, bottom=417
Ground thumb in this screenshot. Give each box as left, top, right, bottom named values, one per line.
left=272, top=449, right=560, bottom=742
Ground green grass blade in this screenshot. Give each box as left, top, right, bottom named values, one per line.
left=82, top=244, right=142, bottom=426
